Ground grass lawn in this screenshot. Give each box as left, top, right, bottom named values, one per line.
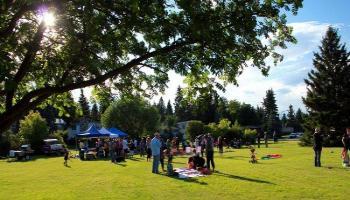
left=1, top=141, right=349, bottom=200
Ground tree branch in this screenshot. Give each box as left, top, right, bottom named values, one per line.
left=9, top=40, right=192, bottom=110
left=5, top=22, right=46, bottom=109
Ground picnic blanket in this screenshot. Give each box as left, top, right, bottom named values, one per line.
left=261, top=154, right=282, bottom=160
left=174, top=168, right=205, bottom=179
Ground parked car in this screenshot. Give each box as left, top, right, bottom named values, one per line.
left=8, top=144, right=34, bottom=161
left=20, top=144, right=35, bottom=155
left=42, top=139, right=65, bottom=155
left=288, top=132, right=303, bottom=139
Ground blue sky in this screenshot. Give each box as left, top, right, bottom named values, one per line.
left=154, top=0, right=350, bottom=113
left=74, top=1, right=350, bottom=114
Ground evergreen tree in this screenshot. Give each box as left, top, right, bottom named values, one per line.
left=157, top=97, right=166, bottom=122
left=281, top=113, right=287, bottom=127
left=166, top=100, right=173, bottom=116
left=237, top=103, right=259, bottom=126
left=91, top=103, right=100, bottom=122
left=303, top=27, right=350, bottom=145
left=295, top=108, right=304, bottom=132
left=78, top=89, right=90, bottom=119
left=286, top=105, right=296, bottom=129
left=262, top=89, right=280, bottom=134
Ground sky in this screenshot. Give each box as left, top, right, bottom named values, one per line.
left=73, top=1, right=350, bottom=114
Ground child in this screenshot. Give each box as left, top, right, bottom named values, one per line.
left=188, top=157, right=195, bottom=169
left=64, top=149, right=69, bottom=166
left=166, top=150, right=174, bottom=176
left=249, top=146, right=258, bottom=163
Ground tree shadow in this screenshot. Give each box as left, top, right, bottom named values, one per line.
left=214, top=171, right=274, bottom=185
left=159, top=173, right=208, bottom=185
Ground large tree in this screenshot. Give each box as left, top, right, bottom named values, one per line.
left=303, top=27, right=350, bottom=144
left=262, top=89, right=280, bottom=133
left=101, top=95, right=159, bottom=138
left=0, top=0, right=303, bottom=134
left=286, top=104, right=296, bottom=129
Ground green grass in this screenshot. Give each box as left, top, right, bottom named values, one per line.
left=1, top=141, right=349, bottom=200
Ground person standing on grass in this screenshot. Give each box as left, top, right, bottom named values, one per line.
left=63, top=148, right=69, bottom=167
left=151, top=132, right=161, bottom=174
left=313, top=127, right=323, bottom=167
left=140, top=137, right=146, bottom=157
left=146, top=136, right=152, bottom=161
left=341, top=128, right=350, bottom=167
left=205, top=133, right=215, bottom=171
left=160, top=137, right=166, bottom=172
left=218, top=136, right=224, bottom=155
left=264, top=132, right=268, bottom=148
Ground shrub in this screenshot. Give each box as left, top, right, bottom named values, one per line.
left=19, top=111, right=49, bottom=151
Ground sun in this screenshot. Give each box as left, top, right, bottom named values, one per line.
left=38, top=11, right=56, bottom=27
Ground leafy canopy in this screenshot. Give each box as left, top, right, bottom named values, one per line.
left=0, top=0, right=302, bottom=133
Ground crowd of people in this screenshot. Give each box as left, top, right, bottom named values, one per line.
left=71, top=128, right=350, bottom=172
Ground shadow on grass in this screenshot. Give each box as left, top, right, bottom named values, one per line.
left=221, top=156, right=250, bottom=160
left=214, top=171, right=274, bottom=185
left=128, top=157, right=143, bottom=162
left=5, top=154, right=60, bottom=163
left=159, top=174, right=208, bottom=185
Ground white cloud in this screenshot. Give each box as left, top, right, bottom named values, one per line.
left=157, top=21, right=334, bottom=112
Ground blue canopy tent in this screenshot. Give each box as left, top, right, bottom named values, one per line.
left=108, top=127, right=128, bottom=137
left=77, top=125, right=110, bottom=138
left=98, top=128, right=113, bottom=136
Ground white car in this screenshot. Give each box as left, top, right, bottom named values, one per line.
left=42, top=139, right=65, bottom=155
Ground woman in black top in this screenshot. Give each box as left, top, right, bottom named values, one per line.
left=313, top=128, right=323, bottom=167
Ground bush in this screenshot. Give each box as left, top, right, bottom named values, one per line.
left=185, top=120, right=204, bottom=141
left=19, top=111, right=49, bottom=151
left=0, top=130, right=24, bottom=156
left=243, top=129, right=257, bottom=144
